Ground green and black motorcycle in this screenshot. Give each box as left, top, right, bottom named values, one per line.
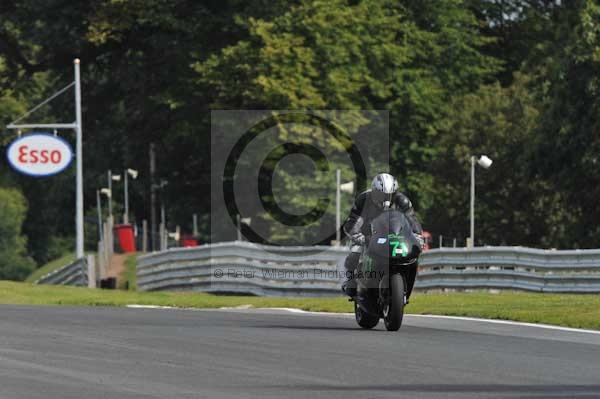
left=353, top=209, right=422, bottom=331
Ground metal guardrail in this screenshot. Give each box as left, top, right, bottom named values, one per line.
left=138, top=242, right=346, bottom=296
left=137, top=243, right=600, bottom=295
left=418, top=247, right=600, bottom=293
left=35, top=257, right=88, bottom=286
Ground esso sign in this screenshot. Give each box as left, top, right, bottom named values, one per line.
left=6, top=134, right=73, bottom=177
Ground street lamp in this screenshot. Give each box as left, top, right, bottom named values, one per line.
left=107, top=170, right=121, bottom=220
left=151, top=179, right=168, bottom=250
left=96, top=190, right=103, bottom=240
left=100, top=188, right=112, bottom=198
left=99, top=187, right=112, bottom=239
left=123, top=168, right=139, bottom=224
left=469, top=155, right=493, bottom=248
left=335, top=169, right=355, bottom=246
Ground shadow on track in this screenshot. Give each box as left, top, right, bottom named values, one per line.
left=254, top=383, right=600, bottom=395
left=253, top=324, right=365, bottom=332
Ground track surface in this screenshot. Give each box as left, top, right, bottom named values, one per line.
left=1, top=305, right=600, bottom=399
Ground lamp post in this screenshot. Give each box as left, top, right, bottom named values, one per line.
left=96, top=190, right=103, bottom=240
left=153, top=179, right=168, bottom=250
left=100, top=188, right=112, bottom=201
left=335, top=169, right=355, bottom=246
left=124, top=168, right=139, bottom=224
left=336, top=170, right=341, bottom=245
left=107, top=170, right=121, bottom=221
left=99, top=188, right=111, bottom=241
left=469, top=155, right=493, bottom=248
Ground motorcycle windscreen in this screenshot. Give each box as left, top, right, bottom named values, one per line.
left=367, top=210, right=421, bottom=262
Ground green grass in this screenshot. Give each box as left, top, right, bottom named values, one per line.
left=25, top=254, right=76, bottom=283
left=408, top=291, right=600, bottom=330
left=0, top=281, right=350, bottom=311
left=118, top=253, right=138, bottom=290
left=1, top=281, right=599, bottom=330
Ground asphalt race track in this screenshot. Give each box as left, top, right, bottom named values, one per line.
left=1, top=305, right=599, bottom=399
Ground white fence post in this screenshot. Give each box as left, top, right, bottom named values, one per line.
left=87, top=254, right=96, bottom=288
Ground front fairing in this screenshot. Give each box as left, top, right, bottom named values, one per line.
left=366, top=210, right=421, bottom=263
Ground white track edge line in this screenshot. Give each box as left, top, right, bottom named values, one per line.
left=406, top=314, right=600, bottom=335
left=125, top=305, right=600, bottom=335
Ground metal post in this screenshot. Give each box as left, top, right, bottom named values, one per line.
left=150, top=143, right=157, bottom=251
left=87, top=254, right=96, bottom=288
left=160, top=204, right=166, bottom=250
left=193, top=214, right=198, bottom=237
left=142, top=220, right=148, bottom=253
left=159, top=223, right=165, bottom=251
left=106, top=217, right=114, bottom=257
left=453, top=238, right=457, bottom=248
left=96, top=190, right=103, bottom=240
left=236, top=214, right=242, bottom=241
left=6, top=60, right=84, bottom=259
left=124, top=169, right=129, bottom=224
left=97, top=241, right=105, bottom=279
left=439, top=235, right=443, bottom=248
left=103, top=222, right=110, bottom=269
left=336, top=169, right=341, bottom=246
left=108, top=170, right=113, bottom=219
left=470, top=156, right=475, bottom=248
left=74, top=59, right=84, bottom=259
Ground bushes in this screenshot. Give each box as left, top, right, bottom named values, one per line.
left=0, top=188, right=35, bottom=280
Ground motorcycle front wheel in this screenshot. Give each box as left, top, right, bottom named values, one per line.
left=383, top=273, right=405, bottom=331
left=354, top=301, right=379, bottom=329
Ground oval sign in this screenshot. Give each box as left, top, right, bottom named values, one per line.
left=6, top=133, right=74, bottom=177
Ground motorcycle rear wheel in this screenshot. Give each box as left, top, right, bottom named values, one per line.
left=383, top=273, right=405, bottom=331
left=354, top=301, right=379, bottom=329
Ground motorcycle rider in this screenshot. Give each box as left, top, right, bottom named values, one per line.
left=342, top=173, right=423, bottom=299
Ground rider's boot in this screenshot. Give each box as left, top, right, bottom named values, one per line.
left=342, top=252, right=360, bottom=297
left=342, top=273, right=357, bottom=297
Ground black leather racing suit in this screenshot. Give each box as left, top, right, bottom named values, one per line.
left=342, top=190, right=422, bottom=299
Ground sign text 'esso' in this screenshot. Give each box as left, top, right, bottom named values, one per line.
left=6, top=134, right=74, bottom=177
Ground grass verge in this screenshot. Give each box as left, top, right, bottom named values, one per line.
left=118, top=253, right=138, bottom=290
left=1, top=281, right=599, bottom=330
left=25, top=254, right=75, bottom=283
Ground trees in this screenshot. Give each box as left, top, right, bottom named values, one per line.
left=427, top=73, right=565, bottom=247
left=430, top=0, right=600, bottom=248
left=0, top=188, right=35, bottom=280
left=0, top=0, right=597, bottom=258
left=0, top=0, right=301, bottom=254
left=532, top=0, right=600, bottom=247
left=198, top=0, right=500, bottom=242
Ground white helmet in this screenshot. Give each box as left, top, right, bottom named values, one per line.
left=371, top=173, right=398, bottom=209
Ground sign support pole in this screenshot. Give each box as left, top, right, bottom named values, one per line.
left=336, top=169, right=341, bottom=246
left=74, top=59, right=84, bottom=259
left=469, top=156, right=475, bottom=249
left=6, top=58, right=84, bottom=260
left=124, top=170, right=129, bottom=224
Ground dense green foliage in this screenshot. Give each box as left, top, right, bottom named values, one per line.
left=0, top=0, right=599, bottom=272
left=0, top=188, right=35, bottom=279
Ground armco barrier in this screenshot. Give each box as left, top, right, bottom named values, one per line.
left=136, top=242, right=600, bottom=295
left=137, top=242, right=347, bottom=296
left=417, top=247, right=600, bottom=293
left=36, top=257, right=88, bottom=286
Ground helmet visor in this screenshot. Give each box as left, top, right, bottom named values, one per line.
left=371, top=190, right=393, bottom=207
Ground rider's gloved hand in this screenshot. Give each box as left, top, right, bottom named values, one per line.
left=351, top=232, right=366, bottom=245
left=414, top=233, right=425, bottom=249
